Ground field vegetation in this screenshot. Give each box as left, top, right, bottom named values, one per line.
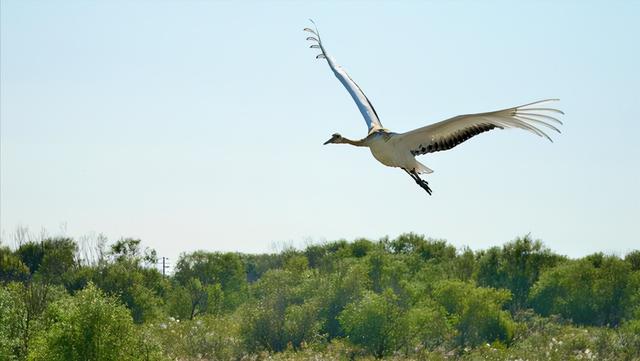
left=1, top=231, right=639, bottom=360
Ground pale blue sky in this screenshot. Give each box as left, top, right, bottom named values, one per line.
left=2, top=1, right=639, bottom=261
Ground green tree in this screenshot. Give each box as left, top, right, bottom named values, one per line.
left=240, top=269, right=296, bottom=351
left=109, top=238, right=157, bottom=266
left=174, top=251, right=248, bottom=311
left=339, top=289, right=406, bottom=357
left=155, top=315, right=241, bottom=360
left=240, top=268, right=323, bottom=351
left=37, top=238, right=77, bottom=284
left=350, top=238, right=374, bottom=258
left=625, top=250, right=640, bottom=271
left=28, top=283, right=150, bottom=361
left=319, top=262, right=369, bottom=338
left=284, top=300, right=322, bottom=348
left=89, top=239, right=166, bottom=323
left=180, top=278, right=223, bottom=320
left=15, top=243, right=44, bottom=276
left=475, top=236, right=562, bottom=310
left=388, top=233, right=456, bottom=262
left=405, top=299, right=451, bottom=351
left=530, top=256, right=638, bottom=326
left=0, top=247, right=29, bottom=283
left=433, top=280, right=515, bottom=347
left=15, top=238, right=78, bottom=283
left=0, top=282, right=59, bottom=360
left=0, top=285, right=21, bottom=360
left=93, top=261, right=163, bottom=323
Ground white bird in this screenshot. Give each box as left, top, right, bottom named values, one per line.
left=305, top=21, right=563, bottom=195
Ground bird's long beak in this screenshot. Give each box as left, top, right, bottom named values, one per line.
left=323, top=137, right=333, bottom=145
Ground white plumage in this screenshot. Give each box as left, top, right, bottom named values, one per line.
left=305, top=21, right=563, bottom=195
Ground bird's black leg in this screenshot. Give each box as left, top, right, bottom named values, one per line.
left=404, top=169, right=433, bottom=195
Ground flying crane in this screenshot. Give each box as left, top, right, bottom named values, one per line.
left=305, top=21, right=563, bottom=195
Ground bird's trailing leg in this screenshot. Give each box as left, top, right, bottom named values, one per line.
left=404, top=169, right=433, bottom=195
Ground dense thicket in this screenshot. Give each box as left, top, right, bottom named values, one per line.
left=0, top=233, right=638, bottom=360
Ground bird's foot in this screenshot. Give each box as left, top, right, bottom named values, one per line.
left=405, top=168, right=433, bottom=196
left=416, top=179, right=433, bottom=195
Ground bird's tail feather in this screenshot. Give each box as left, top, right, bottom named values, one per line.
left=414, top=161, right=433, bottom=174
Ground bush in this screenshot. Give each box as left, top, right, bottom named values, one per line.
left=339, top=289, right=407, bottom=357
left=0, top=282, right=61, bottom=360
left=173, top=251, right=248, bottom=311
left=93, top=262, right=164, bottom=323
left=28, top=283, right=153, bottom=361
left=406, top=299, right=452, bottom=350
left=529, top=257, right=638, bottom=326
left=240, top=269, right=323, bottom=352
left=475, top=236, right=562, bottom=310
left=0, top=247, right=29, bottom=283
left=0, top=285, right=20, bottom=360
left=433, top=280, right=515, bottom=347
left=156, top=314, right=241, bottom=360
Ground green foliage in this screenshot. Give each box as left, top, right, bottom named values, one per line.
left=475, top=236, right=563, bottom=310
left=433, top=280, right=515, bottom=347
left=109, top=238, right=157, bottom=266
left=284, top=301, right=323, bottom=348
left=387, top=233, right=456, bottom=262
left=27, top=283, right=151, bottom=361
left=170, top=278, right=224, bottom=320
left=318, top=262, right=369, bottom=338
left=1, top=234, right=638, bottom=360
left=339, top=290, right=407, bottom=357
left=92, top=261, right=164, bottom=323
left=156, top=315, right=241, bottom=360
left=37, top=238, right=77, bottom=284
left=0, top=247, right=29, bottom=283
left=0, top=282, right=61, bottom=360
left=350, top=238, right=374, bottom=258
left=15, top=243, right=45, bottom=276
left=241, top=253, right=284, bottom=282
left=0, top=285, right=21, bottom=360
left=174, top=251, right=248, bottom=311
left=529, top=256, right=639, bottom=326
left=405, top=300, right=451, bottom=351
left=240, top=268, right=323, bottom=352
left=15, top=238, right=78, bottom=284
left=625, top=250, right=640, bottom=271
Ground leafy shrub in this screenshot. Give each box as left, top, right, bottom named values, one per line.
left=339, top=289, right=407, bottom=357
left=317, top=262, right=369, bottom=338
left=529, top=257, right=638, bottom=326
left=475, top=236, right=563, bottom=310
left=0, top=285, right=20, bottom=360
left=0, top=247, right=29, bottom=283
left=240, top=269, right=323, bottom=352
left=0, top=282, right=61, bottom=360
left=405, top=299, right=452, bottom=350
left=93, top=261, right=164, bottom=323
left=28, top=283, right=155, bottom=361
left=174, top=251, right=248, bottom=311
left=156, top=314, right=241, bottom=360
left=433, top=280, right=515, bottom=347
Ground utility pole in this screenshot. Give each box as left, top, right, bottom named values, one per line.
left=161, top=257, right=169, bottom=276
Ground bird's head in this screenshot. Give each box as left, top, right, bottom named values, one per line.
left=323, top=133, right=343, bottom=145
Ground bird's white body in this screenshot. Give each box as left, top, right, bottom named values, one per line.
left=365, top=131, right=433, bottom=174
left=305, top=21, right=562, bottom=194
left=367, top=132, right=399, bottom=167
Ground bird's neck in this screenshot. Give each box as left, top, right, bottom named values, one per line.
left=341, top=137, right=368, bottom=147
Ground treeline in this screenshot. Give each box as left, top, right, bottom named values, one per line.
left=1, top=233, right=639, bottom=360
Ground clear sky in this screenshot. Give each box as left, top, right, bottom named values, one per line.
left=2, top=1, right=639, bottom=262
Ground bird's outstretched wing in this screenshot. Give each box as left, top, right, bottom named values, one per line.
left=305, top=20, right=383, bottom=133
left=394, top=99, right=563, bottom=155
